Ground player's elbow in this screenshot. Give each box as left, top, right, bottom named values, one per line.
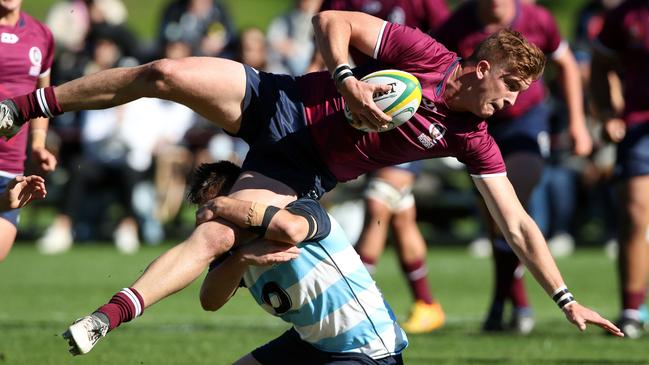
left=312, top=11, right=336, bottom=30
left=275, top=218, right=307, bottom=245
left=143, top=58, right=180, bottom=95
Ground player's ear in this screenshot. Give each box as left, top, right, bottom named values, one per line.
left=475, top=60, right=491, bottom=80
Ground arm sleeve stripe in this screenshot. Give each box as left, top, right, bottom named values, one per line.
left=469, top=172, right=508, bottom=179
left=373, top=21, right=388, bottom=59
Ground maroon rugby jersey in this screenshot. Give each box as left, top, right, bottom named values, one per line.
left=597, top=0, right=649, bottom=126
left=0, top=12, right=54, bottom=174
left=434, top=0, right=562, bottom=121
left=297, top=22, right=505, bottom=182
left=321, top=0, right=449, bottom=31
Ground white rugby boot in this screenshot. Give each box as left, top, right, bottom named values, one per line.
left=62, top=314, right=109, bottom=355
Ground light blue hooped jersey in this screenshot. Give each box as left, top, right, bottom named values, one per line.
left=242, top=216, right=408, bottom=359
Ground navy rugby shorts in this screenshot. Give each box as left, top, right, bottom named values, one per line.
left=251, top=328, right=404, bottom=365
left=0, top=175, right=20, bottom=226
left=230, top=65, right=337, bottom=200
left=488, top=102, right=551, bottom=159
left=614, top=122, right=649, bottom=180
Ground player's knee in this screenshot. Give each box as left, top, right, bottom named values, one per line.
left=192, top=221, right=236, bottom=260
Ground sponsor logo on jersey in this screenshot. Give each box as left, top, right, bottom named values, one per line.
left=28, top=47, right=43, bottom=76
left=1, top=32, right=19, bottom=44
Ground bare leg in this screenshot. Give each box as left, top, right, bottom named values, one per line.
left=0, top=218, right=17, bottom=261
left=355, top=198, right=391, bottom=265
left=54, top=57, right=247, bottom=134
left=618, top=176, right=649, bottom=307
left=392, top=206, right=427, bottom=264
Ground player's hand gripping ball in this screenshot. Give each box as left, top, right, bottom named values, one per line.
left=345, top=69, right=422, bottom=132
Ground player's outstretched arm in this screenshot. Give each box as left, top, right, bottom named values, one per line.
left=472, top=175, right=623, bottom=337
left=199, top=240, right=300, bottom=311
left=312, top=10, right=392, bottom=130
left=0, top=175, right=46, bottom=212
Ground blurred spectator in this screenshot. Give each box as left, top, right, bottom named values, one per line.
left=238, top=27, right=269, bottom=71
left=266, top=0, right=322, bottom=75
left=37, top=32, right=195, bottom=254
left=0, top=0, right=57, bottom=261
left=591, top=0, right=649, bottom=339
left=158, top=0, right=237, bottom=58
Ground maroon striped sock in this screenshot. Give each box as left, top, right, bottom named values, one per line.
left=623, top=289, right=647, bottom=310
left=359, top=254, right=377, bottom=275
left=401, top=258, right=434, bottom=305
left=96, top=287, right=145, bottom=331
left=10, top=86, right=62, bottom=121
left=510, top=264, right=529, bottom=308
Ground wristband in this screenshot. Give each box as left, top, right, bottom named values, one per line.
left=335, top=72, right=355, bottom=88
left=332, top=63, right=351, bottom=79
left=552, top=285, right=575, bottom=309
left=332, top=64, right=354, bottom=88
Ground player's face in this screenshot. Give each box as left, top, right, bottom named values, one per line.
left=473, top=62, right=530, bottom=118
left=0, top=0, right=22, bottom=12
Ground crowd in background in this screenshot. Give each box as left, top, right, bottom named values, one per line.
left=15, top=0, right=628, bottom=261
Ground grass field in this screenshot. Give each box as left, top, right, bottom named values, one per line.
left=0, top=244, right=646, bottom=365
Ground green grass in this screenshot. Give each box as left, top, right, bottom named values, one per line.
left=0, top=244, right=646, bottom=365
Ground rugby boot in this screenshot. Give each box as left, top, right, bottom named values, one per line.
left=0, top=100, right=22, bottom=140
left=402, top=301, right=445, bottom=334
left=63, top=313, right=109, bottom=355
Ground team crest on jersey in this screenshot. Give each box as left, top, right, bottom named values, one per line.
left=28, top=47, right=43, bottom=77
left=417, top=122, right=446, bottom=149
left=1, top=32, right=19, bottom=44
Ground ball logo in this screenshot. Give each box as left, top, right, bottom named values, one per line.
left=28, top=47, right=43, bottom=77
left=372, top=82, right=397, bottom=102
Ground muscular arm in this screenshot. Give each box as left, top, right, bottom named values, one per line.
left=311, top=10, right=392, bottom=129
left=197, top=196, right=312, bottom=245
left=552, top=47, right=592, bottom=156
left=473, top=175, right=623, bottom=336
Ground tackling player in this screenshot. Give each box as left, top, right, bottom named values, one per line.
left=0, top=0, right=56, bottom=261
left=0, top=11, right=622, bottom=352
left=198, top=161, right=407, bottom=365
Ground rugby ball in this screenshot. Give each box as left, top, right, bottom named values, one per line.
left=344, top=69, right=422, bottom=132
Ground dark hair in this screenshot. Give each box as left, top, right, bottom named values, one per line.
left=468, top=28, right=546, bottom=81
left=187, top=161, right=242, bottom=205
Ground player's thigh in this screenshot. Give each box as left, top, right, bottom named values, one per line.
left=504, top=152, right=544, bottom=207
left=155, top=57, right=247, bottom=134
left=0, top=218, right=17, bottom=261
left=373, top=167, right=416, bottom=190
left=232, top=353, right=262, bottom=365
left=621, top=175, right=649, bottom=226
